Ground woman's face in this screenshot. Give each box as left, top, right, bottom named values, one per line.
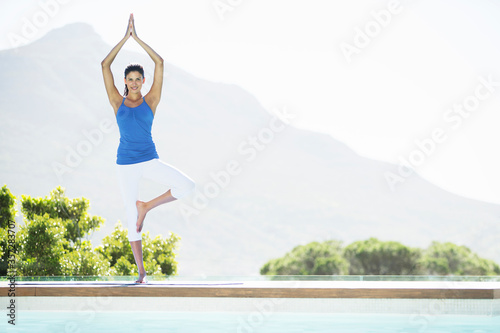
left=125, top=71, right=145, bottom=94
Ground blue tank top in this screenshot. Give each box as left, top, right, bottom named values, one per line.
left=116, top=97, right=159, bottom=165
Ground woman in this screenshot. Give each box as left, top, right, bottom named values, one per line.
left=101, top=14, right=195, bottom=283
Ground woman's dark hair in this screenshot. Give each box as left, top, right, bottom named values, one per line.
left=124, top=64, right=145, bottom=96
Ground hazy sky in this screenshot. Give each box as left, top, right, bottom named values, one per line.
left=2, top=0, right=500, bottom=204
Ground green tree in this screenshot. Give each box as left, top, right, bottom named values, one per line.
left=343, top=238, right=422, bottom=275
left=421, top=242, right=500, bottom=275
left=0, top=185, right=16, bottom=275
left=261, top=240, right=348, bottom=275
left=260, top=238, right=500, bottom=276
left=97, top=221, right=180, bottom=276
left=16, top=213, right=67, bottom=275
left=143, top=232, right=180, bottom=276
left=96, top=221, right=131, bottom=270
left=14, top=187, right=109, bottom=276
left=21, top=186, right=103, bottom=245
left=60, top=240, right=111, bottom=276
left=3, top=186, right=180, bottom=277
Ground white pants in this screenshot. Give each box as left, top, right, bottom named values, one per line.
left=116, top=158, right=195, bottom=241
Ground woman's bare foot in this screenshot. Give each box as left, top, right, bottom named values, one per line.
left=135, top=271, right=148, bottom=284
left=136, top=200, right=148, bottom=232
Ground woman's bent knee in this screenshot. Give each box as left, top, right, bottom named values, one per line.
left=172, top=178, right=195, bottom=199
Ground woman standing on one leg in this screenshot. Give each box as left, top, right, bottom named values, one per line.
left=101, top=14, right=195, bottom=283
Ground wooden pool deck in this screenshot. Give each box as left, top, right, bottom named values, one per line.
left=1, top=280, right=499, bottom=299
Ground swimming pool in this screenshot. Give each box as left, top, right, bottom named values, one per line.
left=4, top=309, right=500, bottom=332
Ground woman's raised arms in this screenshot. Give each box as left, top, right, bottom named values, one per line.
left=129, top=14, right=164, bottom=115
left=101, top=15, right=134, bottom=114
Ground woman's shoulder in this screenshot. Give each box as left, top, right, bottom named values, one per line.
left=144, top=94, right=160, bottom=114
left=112, top=97, right=126, bottom=115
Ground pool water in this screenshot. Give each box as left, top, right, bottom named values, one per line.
left=3, top=312, right=499, bottom=333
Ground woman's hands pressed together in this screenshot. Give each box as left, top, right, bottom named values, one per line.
left=125, top=13, right=139, bottom=40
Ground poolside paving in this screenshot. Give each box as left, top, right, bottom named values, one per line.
left=1, top=280, right=499, bottom=299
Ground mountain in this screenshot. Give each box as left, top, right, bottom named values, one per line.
left=1, top=23, right=499, bottom=275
